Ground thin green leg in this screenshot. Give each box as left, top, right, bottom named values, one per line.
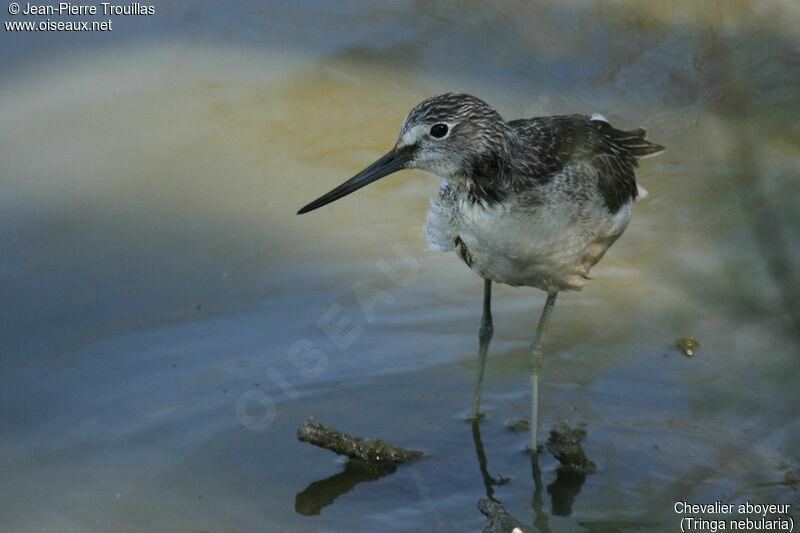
left=470, top=278, right=493, bottom=420
left=530, top=291, right=558, bottom=452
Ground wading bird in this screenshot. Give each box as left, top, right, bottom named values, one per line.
left=298, top=93, right=663, bottom=451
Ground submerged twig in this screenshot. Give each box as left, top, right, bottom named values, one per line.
left=478, top=498, right=532, bottom=533
left=297, top=417, right=424, bottom=465
left=545, top=421, right=596, bottom=474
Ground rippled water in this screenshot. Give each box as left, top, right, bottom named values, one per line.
left=1, top=1, right=798, bottom=531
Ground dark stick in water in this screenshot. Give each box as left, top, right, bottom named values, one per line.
left=297, top=417, right=425, bottom=465
left=478, top=498, right=532, bottom=533
left=545, top=420, right=596, bottom=474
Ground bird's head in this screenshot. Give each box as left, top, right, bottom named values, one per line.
left=297, top=92, right=514, bottom=214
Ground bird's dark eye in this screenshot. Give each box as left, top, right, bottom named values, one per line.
left=430, top=123, right=448, bottom=138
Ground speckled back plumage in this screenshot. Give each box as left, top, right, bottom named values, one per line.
left=509, top=114, right=661, bottom=212
left=400, top=93, right=662, bottom=212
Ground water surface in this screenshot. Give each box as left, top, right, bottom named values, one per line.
left=1, top=1, right=798, bottom=531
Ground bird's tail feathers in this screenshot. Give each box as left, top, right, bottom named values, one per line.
left=613, top=127, right=665, bottom=158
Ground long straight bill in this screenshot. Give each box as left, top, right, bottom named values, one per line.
left=297, top=150, right=407, bottom=214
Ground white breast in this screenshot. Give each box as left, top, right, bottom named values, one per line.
left=423, top=178, right=634, bottom=292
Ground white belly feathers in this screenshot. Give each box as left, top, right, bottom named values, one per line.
left=424, top=180, right=633, bottom=292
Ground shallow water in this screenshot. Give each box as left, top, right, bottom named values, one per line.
left=1, top=1, right=798, bottom=531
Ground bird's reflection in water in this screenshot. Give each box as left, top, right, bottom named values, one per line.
left=471, top=419, right=511, bottom=501
left=529, top=451, right=551, bottom=533
left=294, top=460, right=396, bottom=516
left=472, top=419, right=591, bottom=532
